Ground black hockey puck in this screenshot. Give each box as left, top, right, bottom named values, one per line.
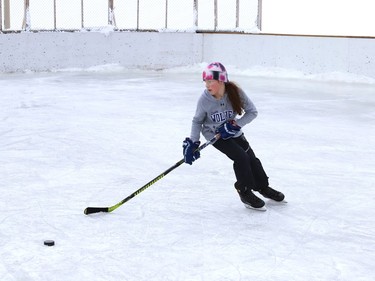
left=44, top=240, right=55, bottom=246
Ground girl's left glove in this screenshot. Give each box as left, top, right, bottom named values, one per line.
left=216, top=120, right=241, bottom=140
left=182, top=138, right=201, bottom=165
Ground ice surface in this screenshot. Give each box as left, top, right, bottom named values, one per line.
left=0, top=67, right=374, bottom=280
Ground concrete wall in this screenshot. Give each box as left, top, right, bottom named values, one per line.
left=0, top=32, right=202, bottom=72
left=203, top=34, right=375, bottom=78
left=0, top=31, right=374, bottom=79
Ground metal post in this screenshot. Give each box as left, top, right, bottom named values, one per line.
left=257, top=0, right=262, bottom=31
left=4, top=0, right=11, bottom=29
left=193, top=0, right=198, bottom=29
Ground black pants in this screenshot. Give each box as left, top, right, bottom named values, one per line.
left=213, top=134, right=269, bottom=191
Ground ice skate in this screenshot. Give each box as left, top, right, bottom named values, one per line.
left=235, top=184, right=266, bottom=211
left=259, top=186, right=286, bottom=203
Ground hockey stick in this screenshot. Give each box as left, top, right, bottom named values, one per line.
left=84, top=134, right=220, bottom=215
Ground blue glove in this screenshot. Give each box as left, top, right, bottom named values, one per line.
left=182, top=137, right=201, bottom=165
left=216, top=120, right=241, bottom=140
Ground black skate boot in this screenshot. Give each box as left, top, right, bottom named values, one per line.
left=259, top=186, right=285, bottom=202
left=235, top=183, right=265, bottom=211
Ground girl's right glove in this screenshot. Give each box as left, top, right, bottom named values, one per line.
left=182, top=137, right=201, bottom=165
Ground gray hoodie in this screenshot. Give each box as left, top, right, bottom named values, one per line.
left=190, top=88, right=258, bottom=142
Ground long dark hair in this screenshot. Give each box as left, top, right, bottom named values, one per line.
left=225, top=81, right=243, bottom=115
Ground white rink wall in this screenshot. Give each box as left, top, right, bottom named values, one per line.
left=0, top=31, right=374, bottom=79
left=0, top=32, right=202, bottom=72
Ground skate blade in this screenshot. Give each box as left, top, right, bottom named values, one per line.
left=268, top=199, right=288, bottom=204
left=244, top=203, right=267, bottom=212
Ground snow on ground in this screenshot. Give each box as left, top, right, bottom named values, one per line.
left=0, top=67, right=374, bottom=281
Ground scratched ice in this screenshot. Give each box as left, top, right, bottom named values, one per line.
left=0, top=67, right=374, bottom=281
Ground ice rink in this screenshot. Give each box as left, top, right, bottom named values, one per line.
left=1, top=66, right=374, bottom=280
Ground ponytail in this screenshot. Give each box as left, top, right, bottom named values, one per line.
left=225, top=82, right=243, bottom=115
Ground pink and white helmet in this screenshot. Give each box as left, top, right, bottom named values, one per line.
left=202, top=62, right=228, bottom=83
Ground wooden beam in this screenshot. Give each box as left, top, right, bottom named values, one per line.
left=108, top=0, right=114, bottom=25
left=257, top=0, right=262, bottom=31
left=22, top=0, right=30, bottom=30
left=214, top=0, right=217, bottom=30
left=193, top=0, right=198, bottom=28
left=236, top=0, right=239, bottom=28
left=4, top=0, right=11, bottom=29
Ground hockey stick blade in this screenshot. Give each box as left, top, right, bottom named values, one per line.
left=84, top=207, right=109, bottom=215
left=84, top=134, right=220, bottom=215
